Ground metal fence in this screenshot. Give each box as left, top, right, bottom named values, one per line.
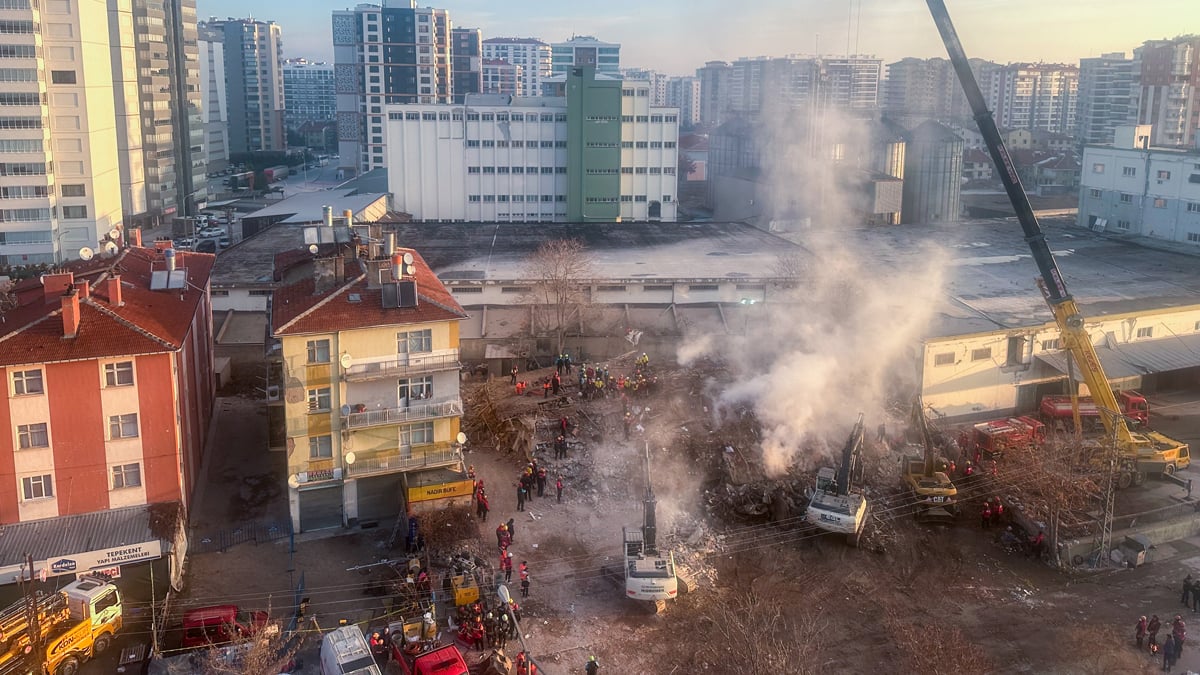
left=191, top=519, right=293, bottom=554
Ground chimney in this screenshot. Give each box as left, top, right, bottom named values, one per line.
left=343, top=209, right=353, bottom=228
left=129, top=228, right=143, bottom=247
left=106, top=275, right=123, bottom=306
left=61, top=287, right=80, bottom=338
left=73, top=279, right=90, bottom=301
left=386, top=232, right=396, bottom=257
left=312, top=256, right=345, bottom=294
left=42, top=272, right=74, bottom=304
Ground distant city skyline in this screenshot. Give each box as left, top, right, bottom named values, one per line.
left=197, top=0, right=1195, bottom=74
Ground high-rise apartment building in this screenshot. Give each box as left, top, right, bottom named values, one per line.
left=622, top=69, right=668, bottom=105
left=1076, top=52, right=1136, bottom=146
left=883, top=57, right=999, bottom=121
left=0, top=0, right=124, bottom=265
left=282, top=59, right=336, bottom=131
left=481, top=38, right=550, bottom=100
left=551, top=36, right=620, bottom=77
left=710, top=55, right=882, bottom=120
left=211, top=18, right=285, bottom=154
left=986, top=63, right=1078, bottom=135
left=1133, top=36, right=1200, bottom=148
left=333, top=0, right=452, bottom=176
left=666, top=76, right=701, bottom=127
left=451, top=27, right=482, bottom=104
left=482, top=59, right=523, bottom=96
left=697, top=61, right=732, bottom=128
left=198, top=24, right=229, bottom=176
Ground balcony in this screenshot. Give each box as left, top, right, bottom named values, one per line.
left=342, top=397, right=463, bottom=430
left=342, top=349, right=461, bottom=382
left=344, top=443, right=463, bottom=479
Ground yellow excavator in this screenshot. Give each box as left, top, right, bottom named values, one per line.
left=901, top=398, right=958, bottom=523
left=927, top=0, right=1190, bottom=488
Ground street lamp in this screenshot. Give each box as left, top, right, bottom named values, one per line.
left=497, top=584, right=541, bottom=671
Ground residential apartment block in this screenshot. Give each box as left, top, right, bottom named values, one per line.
left=481, top=37, right=550, bottom=100
left=451, top=27, right=482, bottom=104
left=272, top=237, right=469, bottom=532
left=0, top=244, right=215, bottom=524
left=283, top=59, right=336, bottom=131
left=986, top=63, right=1078, bottom=135
left=198, top=23, right=230, bottom=175
left=1076, top=52, right=1136, bottom=146
left=702, top=55, right=882, bottom=122
left=482, top=59, right=522, bottom=96
left=209, top=18, right=286, bottom=153
left=697, top=61, right=731, bottom=128
left=883, top=56, right=999, bottom=121
left=1133, top=36, right=1200, bottom=148
left=665, top=76, right=701, bottom=128
left=1078, top=125, right=1200, bottom=246
left=386, top=68, right=679, bottom=223
left=551, top=36, right=619, bottom=77
left=333, top=0, right=452, bottom=176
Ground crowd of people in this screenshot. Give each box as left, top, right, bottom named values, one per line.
left=1134, top=610, right=1188, bottom=671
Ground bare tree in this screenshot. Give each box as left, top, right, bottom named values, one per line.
left=884, top=610, right=994, bottom=674
left=524, top=239, right=593, bottom=354
left=687, top=591, right=828, bottom=674
left=162, top=611, right=307, bottom=674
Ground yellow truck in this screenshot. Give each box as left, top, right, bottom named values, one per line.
left=0, top=575, right=122, bottom=675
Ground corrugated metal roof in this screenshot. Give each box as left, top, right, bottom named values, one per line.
left=0, top=505, right=158, bottom=566
left=1035, top=333, right=1200, bottom=382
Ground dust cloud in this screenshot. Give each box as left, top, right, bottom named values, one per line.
left=681, top=108, right=948, bottom=476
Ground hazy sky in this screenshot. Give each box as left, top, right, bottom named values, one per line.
left=198, top=0, right=1197, bottom=74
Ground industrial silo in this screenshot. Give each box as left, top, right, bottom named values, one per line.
left=901, top=120, right=964, bottom=224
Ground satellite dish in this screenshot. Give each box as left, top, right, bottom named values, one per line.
left=101, top=241, right=118, bottom=258
left=345, top=451, right=356, bottom=465
left=78, top=247, right=95, bottom=261
left=340, top=353, right=353, bottom=369
left=308, top=244, right=319, bottom=255
left=497, top=584, right=512, bottom=604
left=456, top=432, right=467, bottom=445
left=287, top=474, right=300, bottom=489
left=402, top=252, right=414, bottom=265
left=107, top=228, right=121, bottom=242
left=340, top=404, right=351, bottom=416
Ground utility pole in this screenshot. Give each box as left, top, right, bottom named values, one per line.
left=22, top=553, right=44, bottom=674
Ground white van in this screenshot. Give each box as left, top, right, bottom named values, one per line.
left=320, top=626, right=381, bottom=675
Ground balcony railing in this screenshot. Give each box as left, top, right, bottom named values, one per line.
left=342, top=350, right=461, bottom=382
left=343, top=444, right=464, bottom=479
left=343, top=397, right=463, bottom=430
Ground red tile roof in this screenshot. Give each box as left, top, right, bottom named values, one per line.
left=0, top=246, right=216, bottom=368
left=272, top=248, right=468, bottom=337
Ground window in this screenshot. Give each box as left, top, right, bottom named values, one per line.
left=468, top=195, right=481, bottom=202
left=636, top=116, right=649, bottom=123
left=307, top=339, right=330, bottom=363
left=466, top=140, right=480, bottom=148
left=482, top=140, right=494, bottom=148
left=596, top=285, right=626, bottom=292
left=664, top=167, right=676, bottom=175
left=1136, top=327, right=1153, bottom=339
left=12, top=369, right=42, bottom=395
left=399, top=421, right=434, bottom=447
left=1122, top=167, right=1136, bottom=177
left=108, top=413, right=139, bottom=439
left=621, top=167, right=633, bottom=174
left=1119, top=193, right=1132, bottom=203
left=688, top=284, right=718, bottom=292
left=483, top=195, right=495, bottom=202
left=1158, top=170, right=1172, bottom=180
left=1005, top=336, right=1026, bottom=367
left=970, top=347, right=992, bottom=362
left=1116, top=219, right=1131, bottom=230
left=1092, top=163, right=1105, bottom=174
left=50, top=70, right=76, bottom=84
left=1040, top=338, right=1062, bottom=351
left=21, top=474, right=52, bottom=500
left=452, top=286, right=483, bottom=294
left=307, top=387, right=331, bottom=412
left=1191, top=233, right=1200, bottom=243
left=643, top=285, right=672, bottom=292
left=1154, top=198, right=1167, bottom=208
left=111, top=463, right=141, bottom=489
left=497, top=166, right=509, bottom=174
left=398, top=329, right=432, bottom=354
left=1089, top=189, right=1101, bottom=198
left=104, top=362, right=134, bottom=387
left=399, top=375, right=433, bottom=401
left=1188, top=203, right=1200, bottom=213
left=934, top=352, right=954, bottom=366
left=620, top=195, right=633, bottom=202
left=17, top=423, right=48, bottom=449
left=309, top=435, right=332, bottom=459
left=468, top=166, right=480, bottom=174
left=61, top=184, right=85, bottom=197
left=61, top=204, right=87, bottom=219
left=482, top=166, right=495, bottom=174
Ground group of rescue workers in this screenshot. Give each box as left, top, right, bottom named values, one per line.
left=1134, top=608, right=1188, bottom=671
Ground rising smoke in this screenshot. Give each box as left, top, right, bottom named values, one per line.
left=682, top=107, right=949, bottom=476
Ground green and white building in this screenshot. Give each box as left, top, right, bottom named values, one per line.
left=385, top=66, right=679, bottom=222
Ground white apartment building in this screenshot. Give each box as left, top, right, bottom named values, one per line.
left=551, top=36, right=619, bottom=77
left=198, top=23, right=229, bottom=175
left=1076, top=52, right=1136, bottom=146
left=482, top=59, right=523, bottom=96
left=666, top=76, right=701, bottom=127
left=987, top=63, right=1078, bottom=135
left=481, top=37, right=548, bottom=100
left=386, top=82, right=679, bottom=223
left=1077, top=125, right=1200, bottom=246
left=0, top=0, right=125, bottom=266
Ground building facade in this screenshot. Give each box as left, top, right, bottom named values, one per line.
left=665, top=76, right=701, bottom=128
left=333, top=0, right=453, bottom=176
left=1077, top=125, right=1200, bottom=245
left=986, top=63, right=1078, bottom=134
left=883, top=57, right=999, bottom=122
left=1133, top=36, right=1200, bottom=148
left=211, top=18, right=285, bottom=154
left=621, top=68, right=668, bottom=105
left=697, top=61, right=732, bottom=128
left=708, top=55, right=883, bottom=120
left=272, top=243, right=470, bottom=532
left=198, top=23, right=229, bottom=177
left=283, top=59, right=336, bottom=132
left=451, top=27, right=482, bottom=104
left=0, top=244, right=215, bottom=524
left=551, top=36, right=620, bottom=77
left=385, top=69, right=679, bottom=223
left=481, top=37, right=550, bottom=100
left=482, top=59, right=522, bottom=96
left=1076, top=52, right=1136, bottom=146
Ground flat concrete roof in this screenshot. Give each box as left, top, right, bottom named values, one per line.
left=241, top=189, right=388, bottom=224
left=210, top=224, right=307, bottom=287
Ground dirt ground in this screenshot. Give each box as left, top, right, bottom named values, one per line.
left=94, top=358, right=1200, bottom=675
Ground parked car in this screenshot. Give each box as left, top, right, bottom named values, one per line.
left=198, top=226, right=223, bottom=238
left=196, top=240, right=217, bottom=254
left=218, top=235, right=231, bottom=248
left=175, top=237, right=195, bottom=249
